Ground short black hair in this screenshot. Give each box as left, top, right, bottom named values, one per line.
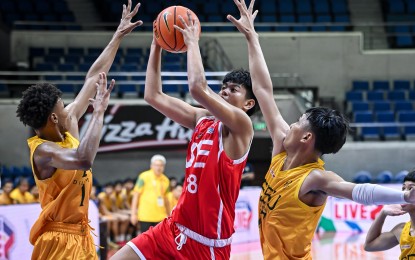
left=404, top=169, right=415, bottom=183
left=222, top=68, right=259, bottom=116
left=16, top=83, right=62, bottom=129
left=305, top=107, right=350, bottom=155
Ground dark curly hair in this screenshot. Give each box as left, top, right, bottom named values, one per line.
left=404, top=169, right=415, bottom=183
left=222, top=68, right=259, bottom=116
left=16, top=83, right=62, bottom=129
left=305, top=107, right=351, bottom=155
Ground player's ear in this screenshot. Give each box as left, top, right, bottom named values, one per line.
left=50, top=113, right=58, bottom=124
left=244, top=98, right=255, bottom=112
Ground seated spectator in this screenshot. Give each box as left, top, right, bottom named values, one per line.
left=167, top=183, right=183, bottom=212
left=30, top=185, right=39, bottom=203
left=240, top=162, right=255, bottom=188
left=10, top=177, right=35, bottom=204
left=0, top=179, right=14, bottom=205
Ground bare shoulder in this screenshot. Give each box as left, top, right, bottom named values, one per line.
left=303, top=169, right=344, bottom=191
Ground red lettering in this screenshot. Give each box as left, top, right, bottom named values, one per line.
left=335, top=204, right=341, bottom=219
left=360, top=205, right=367, bottom=219
left=349, top=204, right=358, bottom=218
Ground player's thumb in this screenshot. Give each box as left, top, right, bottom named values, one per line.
left=227, top=15, right=237, bottom=25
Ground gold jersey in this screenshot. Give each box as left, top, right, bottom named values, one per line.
left=27, top=132, right=92, bottom=245
left=400, top=221, right=415, bottom=259
left=259, top=152, right=325, bottom=259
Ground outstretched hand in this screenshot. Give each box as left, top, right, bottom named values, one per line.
left=227, top=0, right=258, bottom=39
left=174, top=11, right=200, bottom=47
left=89, top=72, right=115, bottom=113
left=381, top=204, right=406, bottom=216
left=115, top=0, right=143, bottom=37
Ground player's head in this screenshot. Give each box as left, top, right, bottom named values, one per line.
left=16, top=83, right=67, bottom=134
left=401, top=169, right=415, bottom=211
left=173, top=183, right=183, bottom=199
left=104, top=182, right=114, bottom=194
left=123, top=178, right=135, bottom=190
left=150, top=154, right=166, bottom=176
left=114, top=181, right=123, bottom=192
left=284, top=107, right=350, bottom=155
left=305, top=107, right=349, bottom=155
left=221, top=69, right=258, bottom=116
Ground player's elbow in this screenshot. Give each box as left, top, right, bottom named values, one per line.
left=363, top=242, right=374, bottom=252
left=78, top=159, right=93, bottom=170
left=188, top=79, right=207, bottom=98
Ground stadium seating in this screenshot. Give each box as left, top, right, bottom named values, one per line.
left=346, top=79, right=415, bottom=140
left=353, top=170, right=372, bottom=183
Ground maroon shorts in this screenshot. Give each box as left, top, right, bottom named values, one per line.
left=127, top=217, right=231, bottom=259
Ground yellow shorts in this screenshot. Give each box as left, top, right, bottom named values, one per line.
left=31, top=222, right=98, bottom=260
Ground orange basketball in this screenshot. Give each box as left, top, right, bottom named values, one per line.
left=153, top=6, right=201, bottom=53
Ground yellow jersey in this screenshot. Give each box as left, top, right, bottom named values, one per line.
left=10, top=188, right=35, bottom=204
left=97, top=192, right=113, bottom=211
left=134, top=170, right=169, bottom=222
left=259, top=152, right=325, bottom=260
left=166, top=192, right=178, bottom=211
left=400, top=221, right=415, bottom=259
left=27, top=132, right=93, bottom=245
left=0, top=193, right=13, bottom=205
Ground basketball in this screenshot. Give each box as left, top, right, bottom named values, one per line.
left=153, top=6, right=201, bottom=53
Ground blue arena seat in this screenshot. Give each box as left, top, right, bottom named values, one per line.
left=393, top=80, right=411, bottom=90
left=352, top=102, right=370, bottom=112
left=353, top=171, right=372, bottom=183
left=373, top=81, right=390, bottom=91
left=367, top=91, right=385, bottom=101
left=345, top=91, right=364, bottom=102
left=388, top=90, right=407, bottom=101
left=394, top=101, right=413, bottom=112
left=394, top=170, right=409, bottom=183
left=376, top=170, right=393, bottom=183
left=352, top=80, right=370, bottom=91
left=373, top=101, right=391, bottom=112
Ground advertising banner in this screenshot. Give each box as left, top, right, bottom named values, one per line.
left=0, top=202, right=100, bottom=260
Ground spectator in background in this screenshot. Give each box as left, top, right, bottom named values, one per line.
left=130, top=154, right=170, bottom=233
left=98, top=182, right=129, bottom=246
left=0, top=179, right=14, bottom=205
left=240, top=162, right=255, bottom=188
left=169, top=176, right=178, bottom=191
left=167, top=183, right=183, bottom=213
left=364, top=170, right=415, bottom=258
left=10, top=177, right=34, bottom=204
left=30, top=184, right=39, bottom=203
left=122, top=178, right=135, bottom=209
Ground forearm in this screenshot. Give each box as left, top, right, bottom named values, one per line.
left=86, top=33, right=124, bottom=79
left=187, top=42, right=208, bottom=98
left=247, top=34, right=273, bottom=93
left=76, top=110, right=105, bottom=169
left=366, top=211, right=387, bottom=244
left=144, top=43, right=163, bottom=103
left=352, top=184, right=406, bottom=205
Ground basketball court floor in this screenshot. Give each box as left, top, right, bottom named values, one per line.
left=107, top=232, right=400, bottom=259
left=230, top=232, right=400, bottom=260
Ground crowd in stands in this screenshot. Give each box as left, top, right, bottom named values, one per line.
left=0, top=172, right=183, bottom=249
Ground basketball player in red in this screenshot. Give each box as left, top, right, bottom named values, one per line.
left=111, top=10, right=258, bottom=260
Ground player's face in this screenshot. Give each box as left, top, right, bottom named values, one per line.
left=219, top=82, right=249, bottom=109
left=401, top=181, right=415, bottom=211
left=53, top=98, right=69, bottom=134
left=283, top=114, right=310, bottom=150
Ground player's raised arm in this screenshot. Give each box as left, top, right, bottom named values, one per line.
left=228, top=0, right=290, bottom=156
left=175, top=12, right=255, bottom=148
left=34, top=73, right=114, bottom=179
left=66, top=0, right=142, bottom=125
left=144, top=39, right=205, bottom=130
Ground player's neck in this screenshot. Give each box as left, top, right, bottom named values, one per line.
left=283, top=152, right=319, bottom=171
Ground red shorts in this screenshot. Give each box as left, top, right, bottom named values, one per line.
left=128, top=217, right=231, bottom=259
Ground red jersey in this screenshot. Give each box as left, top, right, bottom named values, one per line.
left=171, top=116, right=250, bottom=240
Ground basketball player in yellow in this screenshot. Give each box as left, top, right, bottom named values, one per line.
left=15, top=1, right=142, bottom=258
left=228, top=0, right=415, bottom=259
left=364, top=170, right=415, bottom=259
